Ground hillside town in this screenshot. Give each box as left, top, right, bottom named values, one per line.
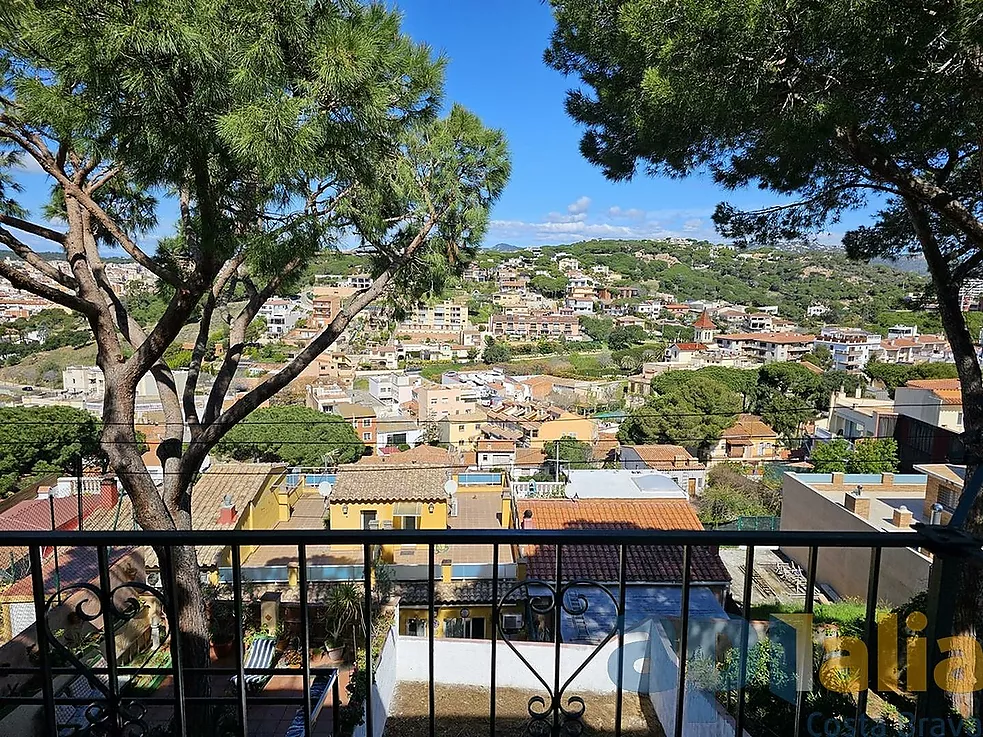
left=2, top=2, right=983, bottom=737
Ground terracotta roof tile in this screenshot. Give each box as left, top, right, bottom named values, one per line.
left=516, top=499, right=730, bottom=584
left=329, top=465, right=449, bottom=503
left=476, top=440, right=516, bottom=453
left=693, top=310, right=715, bottom=329
left=515, top=447, right=546, bottom=468
left=717, top=332, right=815, bottom=343
left=721, top=414, right=777, bottom=440
left=191, top=463, right=284, bottom=531
left=906, top=378, right=961, bottom=390
left=357, top=445, right=459, bottom=466
left=622, top=445, right=703, bottom=470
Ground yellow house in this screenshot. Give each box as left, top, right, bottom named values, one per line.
left=393, top=472, right=525, bottom=641
left=533, top=412, right=597, bottom=449
left=326, top=464, right=450, bottom=568
left=438, top=410, right=487, bottom=451
left=188, top=462, right=289, bottom=568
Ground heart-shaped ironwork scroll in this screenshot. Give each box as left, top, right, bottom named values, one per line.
left=498, top=579, right=620, bottom=736
left=43, top=578, right=168, bottom=737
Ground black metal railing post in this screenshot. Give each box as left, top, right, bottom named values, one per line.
left=673, top=545, right=692, bottom=737
left=29, top=545, right=57, bottom=737
left=298, top=544, right=313, bottom=736
left=490, top=543, right=499, bottom=737
left=162, top=547, right=187, bottom=737
left=231, top=544, right=249, bottom=737
left=332, top=672, right=341, bottom=736
left=553, top=544, right=563, bottom=735
left=614, top=543, right=628, bottom=737
left=792, top=546, right=818, bottom=737
left=735, top=545, right=755, bottom=737
left=96, top=545, right=120, bottom=730
left=428, top=542, right=436, bottom=737
left=362, top=542, right=374, bottom=737
left=857, top=546, right=882, bottom=722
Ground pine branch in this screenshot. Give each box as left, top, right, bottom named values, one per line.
left=193, top=213, right=440, bottom=453
left=0, top=225, right=76, bottom=289
left=0, top=257, right=95, bottom=315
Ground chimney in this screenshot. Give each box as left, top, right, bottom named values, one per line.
left=844, top=486, right=870, bottom=519
left=100, top=476, right=119, bottom=509
left=521, top=508, right=535, bottom=529
left=892, top=505, right=913, bottom=529
left=441, top=559, right=453, bottom=584
left=881, top=473, right=894, bottom=486
left=831, top=472, right=845, bottom=485
left=930, top=502, right=944, bottom=525
left=218, top=493, right=238, bottom=525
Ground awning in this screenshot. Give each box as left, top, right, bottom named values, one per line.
left=393, top=502, right=423, bottom=517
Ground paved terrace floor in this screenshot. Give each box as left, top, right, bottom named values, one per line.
left=142, top=651, right=351, bottom=737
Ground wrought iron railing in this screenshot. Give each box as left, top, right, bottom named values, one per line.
left=0, top=525, right=980, bottom=737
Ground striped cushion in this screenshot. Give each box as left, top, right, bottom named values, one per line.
left=282, top=673, right=336, bottom=737
left=230, top=636, right=277, bottom=691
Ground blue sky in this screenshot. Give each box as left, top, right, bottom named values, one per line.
left=393, top=0, right=855, bottom=248
left=8, top=1, right=868, bottom=253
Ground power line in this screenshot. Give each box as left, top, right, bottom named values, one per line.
left=0, top=399, right=954, bottom=427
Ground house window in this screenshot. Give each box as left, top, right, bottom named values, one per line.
left=362, top=418, right=372, bottom=427
left=362, top=432, right=372, bottom=441
left=444, top=617, right=485, bottom=639
left=360, top=511, right=377, bottom=530
left=406, top=618, right=427, bottom=637
left=938, top=484, right=960, bottom=509
left=459, top=425, right=465, bottom=431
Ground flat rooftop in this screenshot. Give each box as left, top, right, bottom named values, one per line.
left=788, top=472, right=929, bottom=531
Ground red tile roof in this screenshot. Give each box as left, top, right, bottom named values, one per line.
left=693, top=309, right=715, bottom=329
left=622, top=444, right=703, bottom=470
left=516, top=499, right=730, bottom=584
left=721, top=414, right=777, bottom=440
left=357, top=445, right=460, bottom=466
left=905, top=379, right=962, bottom=405
left=476, top=440, right=516, bottom=453
left=0, top=495, right=103, bottom=532
left=672, top=343, right=707, bottom=352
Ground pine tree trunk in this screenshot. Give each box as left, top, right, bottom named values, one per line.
left=909, top=199, right=983, bottom=722
left=163, top=543, right=214, bottom=733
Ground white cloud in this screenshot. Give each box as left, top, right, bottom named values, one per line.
left=488, top=217, right=676, bottom=245
left=607, top=206, right=646, bottom=220
left=566, top=196, right=591, bottom=215
left=486, top=202, right=719, bottom=246
left=12, top=155, right=45, bottom=175
left=545, top=211, right=586, bottom=224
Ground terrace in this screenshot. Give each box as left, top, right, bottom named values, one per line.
left=0, top=516, right=980, bottom=737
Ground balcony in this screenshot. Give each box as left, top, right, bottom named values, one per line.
left=0, top=525, right=979, bottom=737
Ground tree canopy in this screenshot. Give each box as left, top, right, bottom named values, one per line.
left=215, top=406, right=363, bottom=467
left=865, top=359, right=960, bottom=396
left=810, top=437, right=899, bottom=474
left=543, top=437, right=592, bottom=469
left=546, top=0, right=983, bottom=493
left=618, top=375, right=741, bottom=459
left=0, top=0, right=509, bottom=694
left=0, top=0, right=509, bottom=528
left=0, top=406, right=102, bottom=497
left=607, top=324, right=647, bottom=350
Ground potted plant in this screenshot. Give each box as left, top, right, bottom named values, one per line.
left=204, top=584, right=237, bottom=660
left=321, top=583, right=362, bottom=662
